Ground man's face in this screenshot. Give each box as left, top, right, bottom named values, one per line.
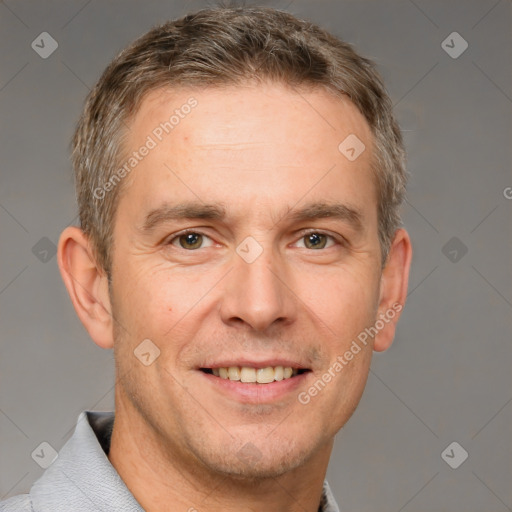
left=109, top=83, right=382, bottom=478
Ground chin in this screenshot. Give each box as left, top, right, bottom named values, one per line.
left=195, top=438, right=313, bottom=481
left=212, top=456, right=305, bottom=481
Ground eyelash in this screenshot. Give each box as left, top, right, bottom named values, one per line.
left=166, top=228, right=344, bottom=250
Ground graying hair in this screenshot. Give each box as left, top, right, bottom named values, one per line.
left=72, top=5, right=407, bottom=275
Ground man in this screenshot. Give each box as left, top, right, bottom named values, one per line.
left=1, top=5, right=412, bottom=511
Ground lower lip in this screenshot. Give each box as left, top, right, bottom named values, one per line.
left=198, top=370, right=311, bottom=404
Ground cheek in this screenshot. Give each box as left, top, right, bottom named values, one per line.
left=299, top=265, right=380, bottom=340
left=117, top=260, right=181, bottom=315
left=113, top=262, right=219, bottom=355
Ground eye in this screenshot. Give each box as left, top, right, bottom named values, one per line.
left=168, top=230, right=214, bottom=250
left=294, top=231, right=338, bottom=250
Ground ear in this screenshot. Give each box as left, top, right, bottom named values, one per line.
left=373, top=228, right=413, bottom=352
left=57, top=226, right=114, bottom=349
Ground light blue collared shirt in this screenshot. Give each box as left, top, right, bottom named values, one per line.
left=0, top=411, right=340, bottom=511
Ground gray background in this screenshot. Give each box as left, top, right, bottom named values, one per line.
left=1, top=0, right=511, bottom=510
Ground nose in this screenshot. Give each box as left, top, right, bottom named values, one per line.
left=219, top=244, right=296, bottom=332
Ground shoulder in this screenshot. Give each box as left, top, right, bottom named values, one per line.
left=0, top=493, right=33, bottom=511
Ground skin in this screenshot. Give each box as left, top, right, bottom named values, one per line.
left=58, top=83, right=412, bottom=512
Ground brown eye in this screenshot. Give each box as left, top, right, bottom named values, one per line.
left=179, top=233, right=202, bottom=250
left=169, top=232, right=211, bottom=250
left=303, top=233, right=328, bottom=250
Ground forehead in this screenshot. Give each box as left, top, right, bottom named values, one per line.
left=130, top=83, right=373, bottom=156
left=118, top=83, right=376, bottom=227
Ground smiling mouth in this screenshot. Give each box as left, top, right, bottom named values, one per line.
left=200, top=366, right=311, bottom=384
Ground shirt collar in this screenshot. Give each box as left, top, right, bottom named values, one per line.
left=320, top=479, right=340, bottom=512
left=30, top=411, right=339, bottom=512
left=30, top=411, right=143, bottom=511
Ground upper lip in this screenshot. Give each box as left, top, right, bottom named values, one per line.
left=199, top=358, right=311, bottom=370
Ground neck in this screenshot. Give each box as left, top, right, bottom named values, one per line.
left=108, top=389, right=333, bottom=512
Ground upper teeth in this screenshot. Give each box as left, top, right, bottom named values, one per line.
left=212, top=366, right=298, bottom=383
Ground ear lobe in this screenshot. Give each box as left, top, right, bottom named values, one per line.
left=373, top=228, right=413, bottom=352
left=57, top=226, right=114, bottom=349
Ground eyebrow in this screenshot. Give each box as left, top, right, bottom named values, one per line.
left=282, top=202, right=363, bottom=231
left=139, top=200, right=364, bottom=233
left=140, top=202, right=227, bottom=232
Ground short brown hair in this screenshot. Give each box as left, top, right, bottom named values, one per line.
left=72, top=5, right=407, bottom=276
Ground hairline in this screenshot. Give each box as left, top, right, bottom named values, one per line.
left=104, top=80, right=387, bottom=276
